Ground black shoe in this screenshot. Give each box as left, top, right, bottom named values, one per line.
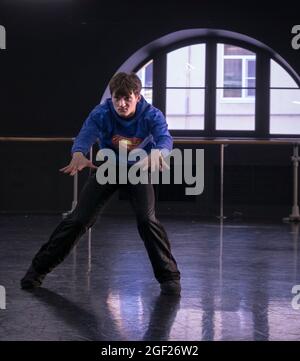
left=160, top=280, right=181, bottom=295
left=20, top=265, right=46, bottom=290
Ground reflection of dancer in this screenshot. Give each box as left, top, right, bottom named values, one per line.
left=143, top=294, right=181, bottom=341
left=30, top=288, right=180, bottom=341
left=21, top=72, right=181, bottom=295
left=32, top=288, right=108, bottom=341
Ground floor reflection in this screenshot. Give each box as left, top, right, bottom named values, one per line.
left=1, top=215, right=300, bottom=340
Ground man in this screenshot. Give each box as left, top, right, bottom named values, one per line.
left=21, top=72, right=181, bottom=295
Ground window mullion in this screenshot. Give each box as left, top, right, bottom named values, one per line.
left=152, top=53, right=167, bottom=114
left=205, top=40, right=217, bottom=135
left=255, top=52, right=270, bottom=136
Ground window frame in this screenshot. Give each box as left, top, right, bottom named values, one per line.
left=133, top=35, right=300, bottom=138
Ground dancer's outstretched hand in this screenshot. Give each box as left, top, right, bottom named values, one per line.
left=59, top=152, right=97, bottom=176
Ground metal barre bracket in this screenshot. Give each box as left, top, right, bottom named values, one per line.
left=283, top=144, right=300, bottom=222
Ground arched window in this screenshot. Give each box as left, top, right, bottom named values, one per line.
left=104, top=29, right=300, bottom=138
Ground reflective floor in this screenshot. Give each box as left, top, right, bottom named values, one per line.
left=0, top=214, right=300, bottom=341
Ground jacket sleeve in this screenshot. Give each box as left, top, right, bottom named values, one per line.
left=149, top=110, right=173, bottom=158
left=71, top=106, right=102, bottom=156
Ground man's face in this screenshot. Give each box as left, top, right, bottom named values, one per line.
left=112, top=91, right=141, bottom=118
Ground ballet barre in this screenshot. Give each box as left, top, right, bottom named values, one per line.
left=173, top=137, right=300, bottom=221
left=1, top=136, right=300, bottom=221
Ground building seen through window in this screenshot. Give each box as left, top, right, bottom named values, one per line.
left=216, top=44, right=256, bottom=131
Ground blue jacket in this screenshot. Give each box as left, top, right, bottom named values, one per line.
left=71, top=96, right=173, bottom=161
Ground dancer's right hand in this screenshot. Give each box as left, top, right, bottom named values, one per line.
left=59, top=152, right=97, bottom=176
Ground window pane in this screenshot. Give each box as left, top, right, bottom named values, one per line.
left=247, top=59, right=255, bottom=77
left=136, top=60, right=153, bottom=87
left=247, top=79, right=255, bottom=88
left=166, top=89, right=204, bottom=129
left=270, top=60, right=298, bottom=88
left=270, top=89, right=300, bottom=134
left=246, top=87, right=255, bottom=96
left=216, top=89, right=255, bottom=130
left=136, top=60, right=153, bottom=104
left=224, top=59, right=242, bottom=88
left=167, top=44, right=206, bottom=87
left=140, top=88, right=152, bottom=104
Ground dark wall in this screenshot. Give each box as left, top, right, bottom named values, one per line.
left=0, top=0, right=299, bottom=217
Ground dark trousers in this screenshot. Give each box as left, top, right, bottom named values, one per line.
left=31, top=172, right=181, bottom=283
